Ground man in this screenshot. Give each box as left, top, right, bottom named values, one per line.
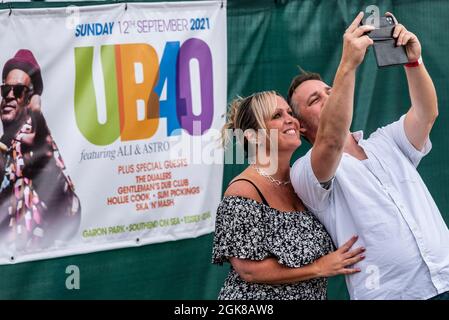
left=288, top=12, right=449, bottom=299
left=0, top=49, right=81, bottom=251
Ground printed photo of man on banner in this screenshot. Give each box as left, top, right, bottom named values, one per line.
left=0, top=49, right=81, bottom=252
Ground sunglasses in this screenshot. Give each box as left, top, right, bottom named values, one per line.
left=0, top=84, right=31, bottom=99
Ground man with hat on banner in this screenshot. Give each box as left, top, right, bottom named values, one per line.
left=0, top=49, right=81, bottom=251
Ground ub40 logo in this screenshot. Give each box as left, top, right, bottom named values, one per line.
left=74, top=39, right=214, bottom=145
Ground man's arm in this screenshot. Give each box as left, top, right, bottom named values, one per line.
left=388, top=13, right=438, bottom=151
left=404, top=65, right=438, bottom=151
left=312, top=12, right=374, bottom=182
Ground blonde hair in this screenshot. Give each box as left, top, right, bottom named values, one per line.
left=221, top=91, right=278, bottom=150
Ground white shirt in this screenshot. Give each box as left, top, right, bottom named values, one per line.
left=291, top=115, right=449, bottom=300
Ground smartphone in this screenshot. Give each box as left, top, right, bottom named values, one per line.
left=361, top=15, right=409, bottom=67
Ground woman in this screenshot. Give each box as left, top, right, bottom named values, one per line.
left=212, top=91, right=365, bottom=299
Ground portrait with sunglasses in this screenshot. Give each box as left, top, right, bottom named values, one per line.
left=0, top=84, right=32, bottom=100
left=0, top=49, right=81, bottom=250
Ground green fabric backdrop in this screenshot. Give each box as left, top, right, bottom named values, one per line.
left=0, top=0, right=447, bottom=299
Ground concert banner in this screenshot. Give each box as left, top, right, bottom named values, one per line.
left=0, top=1, right=226, bottom=264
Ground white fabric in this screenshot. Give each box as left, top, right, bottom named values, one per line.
left=291, top=115, right=449, bottom=300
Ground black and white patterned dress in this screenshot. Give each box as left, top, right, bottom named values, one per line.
left=212, top=196, right=334, bottom=300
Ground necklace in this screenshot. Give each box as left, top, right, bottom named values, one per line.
left=251, top=165, right=291, bottom=186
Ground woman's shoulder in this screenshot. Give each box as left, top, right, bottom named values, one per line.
left=219, top=195, right=264, bottom=212
left=219, top=170, right=268, bottom=219
left=225, top=181, right=260, bottom=201
left=224, top=171, right=266, bottom=204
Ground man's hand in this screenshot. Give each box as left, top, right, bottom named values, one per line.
left=386, top=12, right=422, bottom=62
left=29, top=94, right=42, bottom=113
left=340, top=12, right=375, bottom=70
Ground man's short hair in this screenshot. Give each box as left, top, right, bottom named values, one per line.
left=287, top=71, right=322, bottom=109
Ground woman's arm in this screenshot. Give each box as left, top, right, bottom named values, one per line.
left=230, top=235, right=364, bottom=284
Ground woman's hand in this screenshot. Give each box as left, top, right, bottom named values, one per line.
left=314, top=235, right=365, bottom=277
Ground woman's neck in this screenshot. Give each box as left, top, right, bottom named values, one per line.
left=252, top=152, right=292, bottom=182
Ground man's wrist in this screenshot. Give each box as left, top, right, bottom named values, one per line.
left=405, top=56, right=423, bottom=68
left=337, top=61, right=357, bottom=75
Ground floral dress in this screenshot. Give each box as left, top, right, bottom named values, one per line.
left=212, top=196, right=334, bottom=300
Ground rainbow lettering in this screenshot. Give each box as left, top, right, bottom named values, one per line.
left=74, top=38, right=214, bottom=145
